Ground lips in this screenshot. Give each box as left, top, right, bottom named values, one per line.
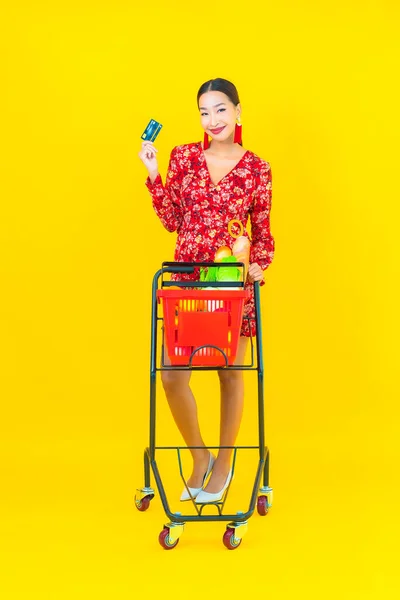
left=209, top=126, right=226, bottom=134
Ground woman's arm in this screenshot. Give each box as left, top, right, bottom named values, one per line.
left=249, top=161, right=275, bottom=284
left=145, top=146, right=184, bottom=233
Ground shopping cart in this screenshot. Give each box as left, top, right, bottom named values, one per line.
left=135, top=261, right=273, bottom=550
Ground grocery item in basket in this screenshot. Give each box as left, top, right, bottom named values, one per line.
left=214, top=245, right=232, bottom=261
left=200, top=264, right=217, bottom=283
left=228, top=219, right=250, bottom=282
left=198, top=219, right=250, bottom=287
left=200, top=255, right=241, bottom=289
left=216, top=255, right=242, bottom=282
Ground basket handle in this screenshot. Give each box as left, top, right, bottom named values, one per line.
left=188, top=345, right=229, bottom=368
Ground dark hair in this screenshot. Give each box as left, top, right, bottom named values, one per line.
left=197, top=78, right=242, bottom=146
left=197, top=78, right=240, bottom=108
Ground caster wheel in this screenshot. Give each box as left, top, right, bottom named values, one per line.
left=257, top=495, right=269, bottom=516
left=159, top=527, right=180, bottom=550
left=223, top=527, right=242, bottom=550
left=135, top=494, right=152, bottom=512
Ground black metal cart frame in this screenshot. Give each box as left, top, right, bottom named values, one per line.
left=135, top=262, right=273, bottom=549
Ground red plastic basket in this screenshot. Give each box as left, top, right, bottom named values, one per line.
left=157, top=288, right=250, bottom=366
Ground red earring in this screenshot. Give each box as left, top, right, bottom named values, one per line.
left=234, top=117, right=242, bottom=145
left=203, top=131, right=210, bottom=150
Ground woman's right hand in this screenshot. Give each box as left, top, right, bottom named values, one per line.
left=138, top=141, right=159, bottom=178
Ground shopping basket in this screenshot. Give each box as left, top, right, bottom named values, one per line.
left=157, top=287, right=250, bottom=366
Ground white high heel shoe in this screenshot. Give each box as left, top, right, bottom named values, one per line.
left=195, top=469, right=233, bottom=504
left=180, top=452, right=215, bottom=502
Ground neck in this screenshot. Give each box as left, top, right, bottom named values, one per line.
left=206, top=133, right=240, bottom=155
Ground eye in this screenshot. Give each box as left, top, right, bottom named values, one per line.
left=218, top=108, right=226, bottom=113
left=201, top=112, right=207, bottom=117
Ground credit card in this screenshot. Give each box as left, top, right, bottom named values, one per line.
left=141, top=119, right=163, bottom=142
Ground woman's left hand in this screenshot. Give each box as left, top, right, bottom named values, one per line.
left=247, top=262, right=264, bottom=283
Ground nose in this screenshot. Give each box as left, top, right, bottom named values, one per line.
left=209, top=112, right=220, bottom=128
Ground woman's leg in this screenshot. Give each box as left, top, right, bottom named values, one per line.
left=202, top=336, right=249, bottom=493
left=161, top=348, right=210, bottom=488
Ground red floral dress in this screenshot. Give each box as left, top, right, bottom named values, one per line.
left=145, top=141, right=275, bottom=337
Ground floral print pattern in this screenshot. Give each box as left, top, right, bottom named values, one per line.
left=145, top=141, right=275, bottom=336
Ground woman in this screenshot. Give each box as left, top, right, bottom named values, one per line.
left=138, top=78, right=275, bottom=503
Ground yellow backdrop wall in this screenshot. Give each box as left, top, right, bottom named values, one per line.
left=1, top=1, right=399, bottom=598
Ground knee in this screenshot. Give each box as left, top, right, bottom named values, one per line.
left=218, top=370, right=243, bottom=389
left=161, top=371, right=188, bottom=395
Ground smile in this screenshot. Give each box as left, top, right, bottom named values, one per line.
left=209, top=126, right=226, bottom=134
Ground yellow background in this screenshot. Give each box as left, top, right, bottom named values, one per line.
left=1, top=1, right=399, bottom=598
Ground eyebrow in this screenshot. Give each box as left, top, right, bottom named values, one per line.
left=199, top=103, right=226, bottom=110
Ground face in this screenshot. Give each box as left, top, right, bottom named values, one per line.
left=198, top=90, right=240, bottom=143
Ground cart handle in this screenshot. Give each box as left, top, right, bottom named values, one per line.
left=162, top=261, right=243, bottom=269
left=160, top=261, right=245, bottom=288
left=161, top=264, right=196, bottom=274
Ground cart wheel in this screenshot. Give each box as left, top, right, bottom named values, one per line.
left=135, top=494, right=152, bottom=512
left=223, top=527, right=242, bottom=550
left=257, top=495, right=269, bottom=516
left=159, top=527, right=180, bottom=550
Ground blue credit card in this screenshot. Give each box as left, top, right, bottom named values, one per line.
left=141, top=119, right=163, bottom=142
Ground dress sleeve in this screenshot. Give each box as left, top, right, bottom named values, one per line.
left=249, top=161, right=275, bottom=284
left=145, top=146, right=183, bottom=233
